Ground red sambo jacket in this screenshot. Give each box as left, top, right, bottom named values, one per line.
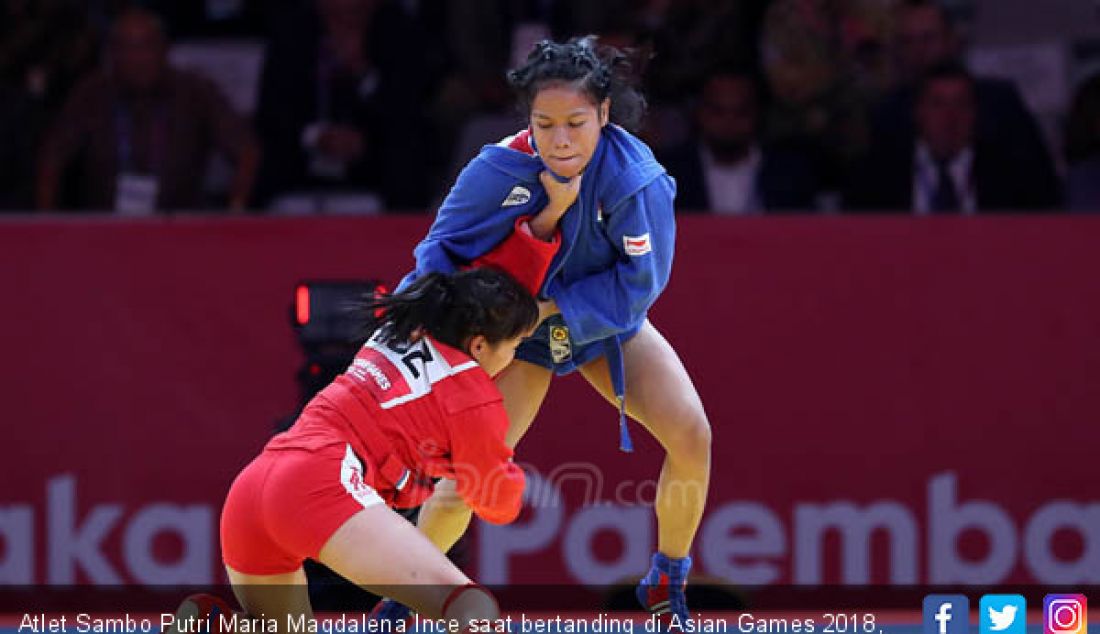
left=267, top=220, right=558, bottom=524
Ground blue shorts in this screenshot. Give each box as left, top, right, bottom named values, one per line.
left=515, top=315, right=643, bottom=376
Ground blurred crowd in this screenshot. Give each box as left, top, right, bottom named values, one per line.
left=2, top=0, right=1100, bottom=215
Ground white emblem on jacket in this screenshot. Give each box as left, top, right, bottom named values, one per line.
left=502, top=186, right=531, bottom=207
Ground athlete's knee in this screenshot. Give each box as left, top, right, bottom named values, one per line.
left=662, top=407, right=711, bottom=464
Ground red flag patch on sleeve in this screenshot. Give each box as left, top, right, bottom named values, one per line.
left=623, top=233, right=652, bottom=256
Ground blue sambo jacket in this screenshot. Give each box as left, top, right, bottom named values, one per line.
left=400, top=124, right=676, bottom=450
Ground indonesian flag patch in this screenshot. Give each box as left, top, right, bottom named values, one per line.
left=623, top=233, right=652, bottom=256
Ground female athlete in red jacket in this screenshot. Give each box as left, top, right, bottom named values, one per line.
left=213, top=265, right=547, bottom=627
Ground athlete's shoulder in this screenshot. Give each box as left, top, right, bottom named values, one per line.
left=600, top=125, right=661, bottom=167
left=344, top=333, right=495, bottom=414
left=436, top=371, right=504, bottom=417
left=436, top=129, right=543, bottom=222
left=428, top=338, right=504, bottom=415
left=596, top=125, right=669, bottom=207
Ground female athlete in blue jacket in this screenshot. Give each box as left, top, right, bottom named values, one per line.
left=388, top=36, right=711, bottom=620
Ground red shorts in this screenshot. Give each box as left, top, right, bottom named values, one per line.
left=220, top=442, right=385, bottom=575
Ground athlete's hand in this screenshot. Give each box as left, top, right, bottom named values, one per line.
left=531, top=170, right=581, bottom=240
left=539, top=170, right=581, bottom=216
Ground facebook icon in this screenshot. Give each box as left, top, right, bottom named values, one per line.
left=925, top=595, right=970, bottom=634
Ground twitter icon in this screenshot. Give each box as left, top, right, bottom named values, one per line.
left=981, top=595, right=1027, bottom=634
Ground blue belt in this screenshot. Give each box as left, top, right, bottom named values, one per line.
left=603, top=336, right=633, bottom=452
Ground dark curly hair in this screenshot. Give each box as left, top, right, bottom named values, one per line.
left=506, top=35, right=649, bottom=133
left=363, top=268, right=538, bottom=353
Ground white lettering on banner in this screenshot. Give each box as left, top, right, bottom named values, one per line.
left=123, top=504, right=212, bottom=584
left=479, top=474, right=564, bottom=584
left=929, top=472, right=1017, bottom=584
left=0, top=474, right=216, bottom=584
left=0, top=506, right=33, bottom=583
left=48, top=475, right=124, bottom=584
left=794, top=501, right=918, bottom=583
left=478, top=471, right=1100, bottom=586
left=2, top=471, right=1096, bottom=585
left=563, top=505, right=651, bottom=584
left=1023, top=501, right=1100, bottom=583
left=700, top=502, right=785, bottom=585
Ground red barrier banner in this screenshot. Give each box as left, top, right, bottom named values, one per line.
left=1, top=216, right=1098, bottom=587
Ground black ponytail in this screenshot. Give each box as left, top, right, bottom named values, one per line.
left=363, top=268, right=538, bottom=353
left=506, top=35, right=649, bottom=133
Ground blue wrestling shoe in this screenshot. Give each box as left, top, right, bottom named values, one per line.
left=636, top=552, right=692, bottom=622
left=368, top=598, right=412, bottom=624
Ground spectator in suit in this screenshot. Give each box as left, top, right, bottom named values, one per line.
left=658, top=70, right=819, bottom=214
left=35, top=8, right=259, bottom=213
left=870, top=0, right=1057, bottom=189
left=847, top=63, right=1060, bottom=213
left=1064, top=72, right=1100, bottom=212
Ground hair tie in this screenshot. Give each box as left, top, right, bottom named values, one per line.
left=533, top=40, right=555, bottom=63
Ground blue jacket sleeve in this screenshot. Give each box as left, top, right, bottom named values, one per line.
left=549, top=173, right=676, bottom=345
left=399, top=158, right=521, bottom=290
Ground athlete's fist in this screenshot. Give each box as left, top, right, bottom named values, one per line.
left=539, top=169, right=582, bottom=216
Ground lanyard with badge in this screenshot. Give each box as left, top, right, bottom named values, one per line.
left=114, top=104, right=166, bottom=215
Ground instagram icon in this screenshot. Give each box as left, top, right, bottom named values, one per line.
left=1045, top=595, right=1088, bottom=634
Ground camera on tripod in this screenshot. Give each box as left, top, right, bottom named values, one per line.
left=283, top=279, right=394, bottom=609
left=290, top=279, right=388, bottom=409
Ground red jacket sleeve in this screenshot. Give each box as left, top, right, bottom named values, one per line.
left=472, top=216, right=560, bottom=297
left=448, top=401, right=526, bottom=524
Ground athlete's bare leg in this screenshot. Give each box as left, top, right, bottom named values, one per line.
left=579, top=320, right=711, bottom=559
left=224, top=567, right=312, bottom=631
left=227, top=503, right=498, bottom=626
